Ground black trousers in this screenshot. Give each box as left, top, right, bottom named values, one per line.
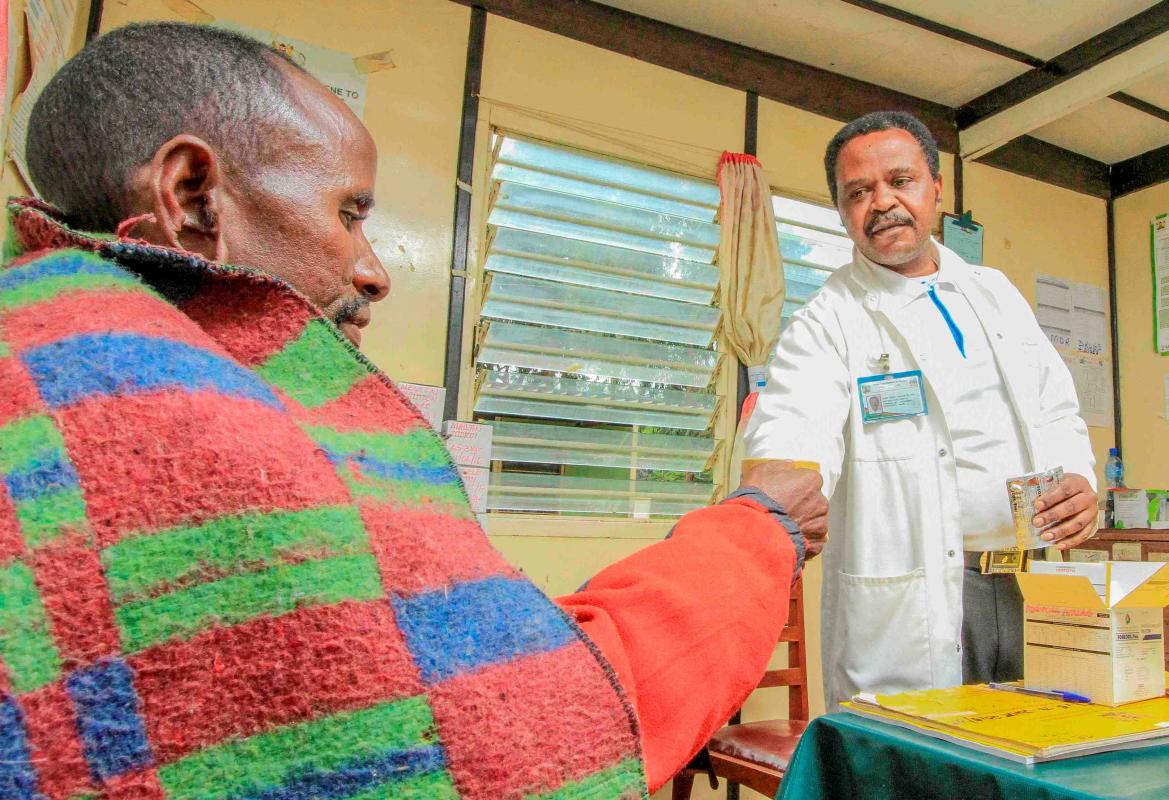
left=961, top=564, right=1025, bottom=684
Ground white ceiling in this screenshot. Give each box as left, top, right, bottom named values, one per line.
left=595, top=0, right=1169, bottom=165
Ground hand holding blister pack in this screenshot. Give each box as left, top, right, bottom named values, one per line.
left=1007, top=467, right=1064, bottom=550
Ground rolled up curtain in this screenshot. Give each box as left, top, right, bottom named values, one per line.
left=716, top=152, right=784, bottom=390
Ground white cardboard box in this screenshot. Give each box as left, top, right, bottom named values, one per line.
left=396, top=382, right=446, bottom=431
left=457, top=465, right=489, bottom=514
left=1017, top=561, right=1169, bottom=705
left=442, top=421, right=493, bottom=468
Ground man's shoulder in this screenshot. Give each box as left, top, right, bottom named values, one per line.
left=809, top=263, right=862, bottom=305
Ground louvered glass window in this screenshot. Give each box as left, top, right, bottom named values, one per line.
left=773, top=195, right=853, bottom=326
left=472, top=135, right=725, bottom=518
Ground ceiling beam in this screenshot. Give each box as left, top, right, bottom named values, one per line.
left=835, top=0, right=1044, bottom=68
left=954, top=2, right=1169, bottom=159
left=976, top=136, right=1111, bottom=198
left=449, top=0, right=958, bottom=151
left=836, top=0, right=1169, bottom=130
left=1110, top=91, right=1169, bottom=124
left=959, top=2, right=1169, bottom=128
left=1111, top=142, right=1169, bottom=197
left=960, top=28, right=1169, bottom=159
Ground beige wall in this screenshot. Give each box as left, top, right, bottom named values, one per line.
left=1114, top=186, right=1169, bottom=487
left=18, top=5, right=1131, bottom=798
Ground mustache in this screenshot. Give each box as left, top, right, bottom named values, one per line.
left=331, top=297, right=369, bottom=326
left=865, top=212, right=913, bottom=237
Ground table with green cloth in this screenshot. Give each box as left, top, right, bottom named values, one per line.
left=776, top=712, right=1169, bottom=800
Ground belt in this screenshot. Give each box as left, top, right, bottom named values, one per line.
left=963, top=549, right=1038, bottom=575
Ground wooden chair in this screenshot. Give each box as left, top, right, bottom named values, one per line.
left=672, top=576, right=810, bottom=799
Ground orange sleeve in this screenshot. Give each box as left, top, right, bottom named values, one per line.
left=556, top=496, right=796, bottom=792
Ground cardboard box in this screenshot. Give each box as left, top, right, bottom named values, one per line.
left=442, top=420, right=493, bottom=468
left=396, top=382, right=446, bottom=430
left=1018, top=561, right=1169, bottom=705
left=457, top=465, right=489, bottom=514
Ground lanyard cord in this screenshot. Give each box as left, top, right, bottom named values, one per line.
left=924, top=280, right=967, bottom=358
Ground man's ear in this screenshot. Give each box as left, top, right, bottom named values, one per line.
left=146, top=134, right=229, bottom=262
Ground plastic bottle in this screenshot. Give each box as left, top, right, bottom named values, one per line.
left=1105, top=447, right=1125, bottom=489
left=1104, top=447, right=1124, bottom=529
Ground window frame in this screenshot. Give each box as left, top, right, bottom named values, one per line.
left=459, top=125, right=740, bottom=531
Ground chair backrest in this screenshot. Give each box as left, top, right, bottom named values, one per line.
left=754, top=575, right=809, bottom=721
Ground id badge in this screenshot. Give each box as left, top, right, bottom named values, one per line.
left=857, top=370, right=928, bottom=424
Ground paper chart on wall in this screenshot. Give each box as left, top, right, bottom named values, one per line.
left=1035, top=273, right=1113, bottom=428
left=1152, top=215, right=1169, bottom=355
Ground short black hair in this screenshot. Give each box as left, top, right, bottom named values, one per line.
left=28, top=22, right=304, bottom=232
left=823, top=111, right=940, bottom=205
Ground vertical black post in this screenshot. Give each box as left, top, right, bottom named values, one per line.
left=85, top=0, right=104, bottom=42
left=735, top=92, right=760, bottom=420
left=743, top=91, right=759, bottom=159
left=723, top=91, right=760, bottom=800
left=953, top=155, right=964, bottom=215
left=443, top=7, right=487, bottom=422
left=1107, top=197, right=1123, bottom=455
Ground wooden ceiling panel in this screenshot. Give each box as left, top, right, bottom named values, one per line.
left=1030, top=96, right=1169, bottom=163
left=598, top=0, right=1027, bottom=105
left=879, top=0, right=1161, bottom=60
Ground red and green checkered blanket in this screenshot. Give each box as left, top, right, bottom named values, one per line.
left=0, top=198, right=648, bottom=800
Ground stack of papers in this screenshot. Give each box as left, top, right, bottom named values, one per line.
left=844, top=685, right=1169, bottom=763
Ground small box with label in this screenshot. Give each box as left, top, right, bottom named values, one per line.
left=1108, top=488, right=1149, bottom=529
left=396, top=382, right=446, bottom=431
left=1017, top=561, right=1169, bottom=705
left=456, top=465, right=489, bottom=514
left=442, top=421, right=493, bottom=468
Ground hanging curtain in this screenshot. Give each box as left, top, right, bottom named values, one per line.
left=716, top=152, right=784, bottom=390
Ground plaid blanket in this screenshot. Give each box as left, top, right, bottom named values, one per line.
left=0, top=198, right=648, bottom=800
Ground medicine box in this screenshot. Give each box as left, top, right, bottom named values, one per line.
left=1110, top=488, right=1150, bottom=529
left=396, top=382, right=446, bottom=431
left=1017, top=561, right=1169, bottom=705
left=442, top=421, right=493, bottom=468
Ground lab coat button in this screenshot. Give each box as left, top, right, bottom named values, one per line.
left=948, top=550, right=956, bottom=557
left=938, top=448, right=948, bottom=457
left=956, top=644, right=962, bottom=653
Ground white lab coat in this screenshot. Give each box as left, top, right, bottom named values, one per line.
left=744, top=240, right=1095, bottom=708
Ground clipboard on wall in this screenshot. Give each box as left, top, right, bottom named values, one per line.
left=940, top=211, right=984, bottom=265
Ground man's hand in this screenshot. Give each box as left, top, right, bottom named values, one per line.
left=741, top=460, right=830, bottom=559
left=1034, top=473, right=1098, bottom=550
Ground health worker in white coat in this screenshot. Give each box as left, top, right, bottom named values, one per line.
left=743, top=111, right=1099, bottom=709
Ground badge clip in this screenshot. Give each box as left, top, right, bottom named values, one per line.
left=869, top=353, right=891, bottom=373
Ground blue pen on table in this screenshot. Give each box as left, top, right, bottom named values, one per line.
left=987, top=682, right=1091, bottom=703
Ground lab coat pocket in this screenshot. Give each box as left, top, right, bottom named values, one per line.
left=852, top=416, right=923, bottom=462
left=835, top=568, right=931, bottom=694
